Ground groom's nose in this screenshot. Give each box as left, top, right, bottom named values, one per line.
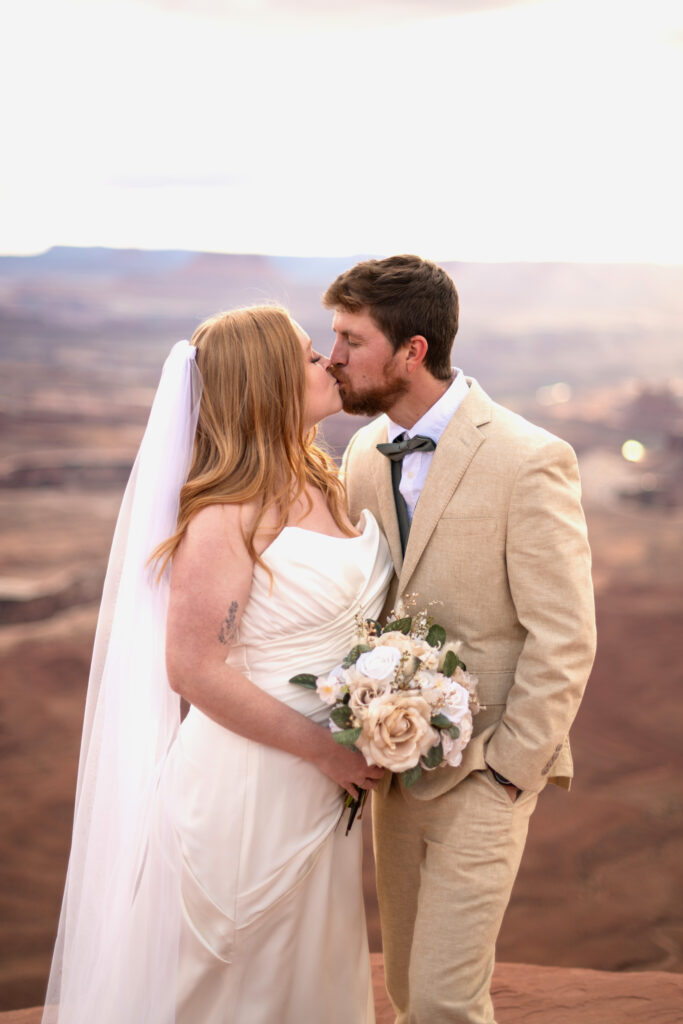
left=329, top=336, right=346, bottom=366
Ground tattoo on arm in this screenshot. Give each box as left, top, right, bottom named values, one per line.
left=218, top=601, right=239, bottom=645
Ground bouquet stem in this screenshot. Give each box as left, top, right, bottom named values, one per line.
left=345, top=788, right=369, bottom=835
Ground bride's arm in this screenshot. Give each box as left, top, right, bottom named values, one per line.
left=166, top=502, right=382, bottom=798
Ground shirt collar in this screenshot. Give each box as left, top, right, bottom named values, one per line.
left=387, top=369, right=469, bottom=443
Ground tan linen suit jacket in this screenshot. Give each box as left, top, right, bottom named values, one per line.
left=342, top=378, right=597, bottom=797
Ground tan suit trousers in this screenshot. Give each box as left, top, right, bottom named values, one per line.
left=373, top=769, right=541, bottom=1024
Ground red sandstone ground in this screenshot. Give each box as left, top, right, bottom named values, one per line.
left=4, top=958, right=683, bottom=1024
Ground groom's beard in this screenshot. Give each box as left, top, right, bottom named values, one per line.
left=331, top=363, right=409, bottom=417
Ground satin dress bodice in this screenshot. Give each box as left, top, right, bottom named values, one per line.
left=172, top=511, right=392, bottom=1024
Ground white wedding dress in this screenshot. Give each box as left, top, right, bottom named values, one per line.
left=167, top=510, right=392, bottom=1023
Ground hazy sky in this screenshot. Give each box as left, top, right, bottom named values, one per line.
left=2, top=0, right=681, bottom=261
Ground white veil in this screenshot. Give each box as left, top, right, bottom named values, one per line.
left=43, top=340, right=202, bottom=1024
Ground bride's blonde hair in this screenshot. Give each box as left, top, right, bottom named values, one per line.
left=152, top=305, right=353, bottom=575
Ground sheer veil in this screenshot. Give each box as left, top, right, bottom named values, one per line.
left=43, top=340, right=202, bottom=1024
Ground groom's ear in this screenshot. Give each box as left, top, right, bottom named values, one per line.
left=404, top=335, right=429, bottom=373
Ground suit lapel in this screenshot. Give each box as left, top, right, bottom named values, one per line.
left=397, top=380, right=491, bottom=593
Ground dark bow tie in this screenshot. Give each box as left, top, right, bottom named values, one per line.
left=376, top=434, right=436, bottom=461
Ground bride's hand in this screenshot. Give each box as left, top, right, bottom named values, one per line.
left=317, top=739, right=384, bottom=799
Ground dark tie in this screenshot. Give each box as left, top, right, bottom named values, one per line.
left=376, top=434, right=436, bottom=553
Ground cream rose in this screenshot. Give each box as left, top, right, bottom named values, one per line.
left=357, top=692, right=439, bottom=773
left=356, top=646, right=401, bottom=682
left=372, top=631, right=412, bottom=653
left=374, top=632, right=440, bottom=668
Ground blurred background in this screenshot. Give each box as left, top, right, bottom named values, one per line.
left=1, top=0, right=682, bottom=1012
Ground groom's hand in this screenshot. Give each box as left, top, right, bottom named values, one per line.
left=488, top=765, right=521, bottom=802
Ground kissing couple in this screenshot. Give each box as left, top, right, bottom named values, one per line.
left=43, top=255, right=596, bottom=1024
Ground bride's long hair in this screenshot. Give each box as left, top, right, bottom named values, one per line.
left=152, top=305, right=353, bottom=575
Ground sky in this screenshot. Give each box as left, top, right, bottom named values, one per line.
left=1, top=0, right=682, bottom=262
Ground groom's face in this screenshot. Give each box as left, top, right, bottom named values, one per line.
left=328, top=308, right=408, bottom=417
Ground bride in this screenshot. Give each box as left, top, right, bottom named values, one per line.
left=43, top=306, right=392, bottom=1024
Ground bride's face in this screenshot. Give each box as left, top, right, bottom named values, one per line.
left=293, top=321, right=342, bottom=428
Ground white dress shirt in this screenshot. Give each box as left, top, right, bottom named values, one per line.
left=386, top=369, right=470, bottom=520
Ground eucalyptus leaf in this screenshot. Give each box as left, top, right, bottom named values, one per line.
left=342, top=643, right=373, bottom=668
left=330, top=705, right=353, bottom=729
left=289, top=673, right=318, bottom=689
left=426, top=624, right=447, bottom=648
left=365, top=618, right=383, bottom=636
left=441, top=651, right=457, bottom=677
left=401, top=764, right=423, bottom=787
left=447, top=725, right=460, bottom=739
left=383, top=616, right=412, bottom=635
left=332, top=727, right=362, bottom=748
left=422, top=741, right=443, bottom=769
left=430, top=713, right=452, bottom=729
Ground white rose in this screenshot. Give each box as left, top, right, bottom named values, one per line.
left=356, top=645, right=401, bottom=682
left=442, top=681, right=471, bottom=724
left=356, top=692, right=438, bottom=773
left=440, top=712, right=473, bottom=766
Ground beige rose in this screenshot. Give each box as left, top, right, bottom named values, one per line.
left=357, top=692, right=439, bottom=773
left=373, top=633, right=438, bottom=667
left=373, top=631, right=413, bottom=653
left=348, top=678, right=391, bottom=720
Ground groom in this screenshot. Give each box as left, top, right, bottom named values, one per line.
left=323, top=255, right=596, bottom=1024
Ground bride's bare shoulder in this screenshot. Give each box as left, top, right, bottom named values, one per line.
left=177, top=502, right=254, bottom=564
left=178, top=501, right=279, bottom=564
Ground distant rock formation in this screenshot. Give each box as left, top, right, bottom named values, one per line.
left=0, top=569, right=102, bottom=625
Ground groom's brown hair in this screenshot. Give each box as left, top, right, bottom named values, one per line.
left=322, top=254, right=459, bottom=381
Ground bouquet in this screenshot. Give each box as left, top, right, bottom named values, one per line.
left=290, top=603, right=481, bottom=832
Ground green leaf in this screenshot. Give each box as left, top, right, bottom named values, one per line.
left=332, top=727, right=362, bottom=747
left=330, top=705, right=353, bottom=729
left=289, top=673, right=318, bottom=689
left=441, top=651, right=459, bottom=677
left=401, top=764, right=423, bottom=787
left=426, top=623, right=446, bottom=648
left=383, top=616, right=412, bottom=635
left=430, top=713, right=452, bottom=729
left=365, top=618, right=383, bottom=636
left=342, top=644, right=372, bottom=668
left=447, top=724, right=460, bottom=739
left=422, top=741, right=443, bottom=769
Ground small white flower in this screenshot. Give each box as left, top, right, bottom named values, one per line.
left=356, top=645, right=401, bottom=682
left=315, top=667, right=345, bottom=706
